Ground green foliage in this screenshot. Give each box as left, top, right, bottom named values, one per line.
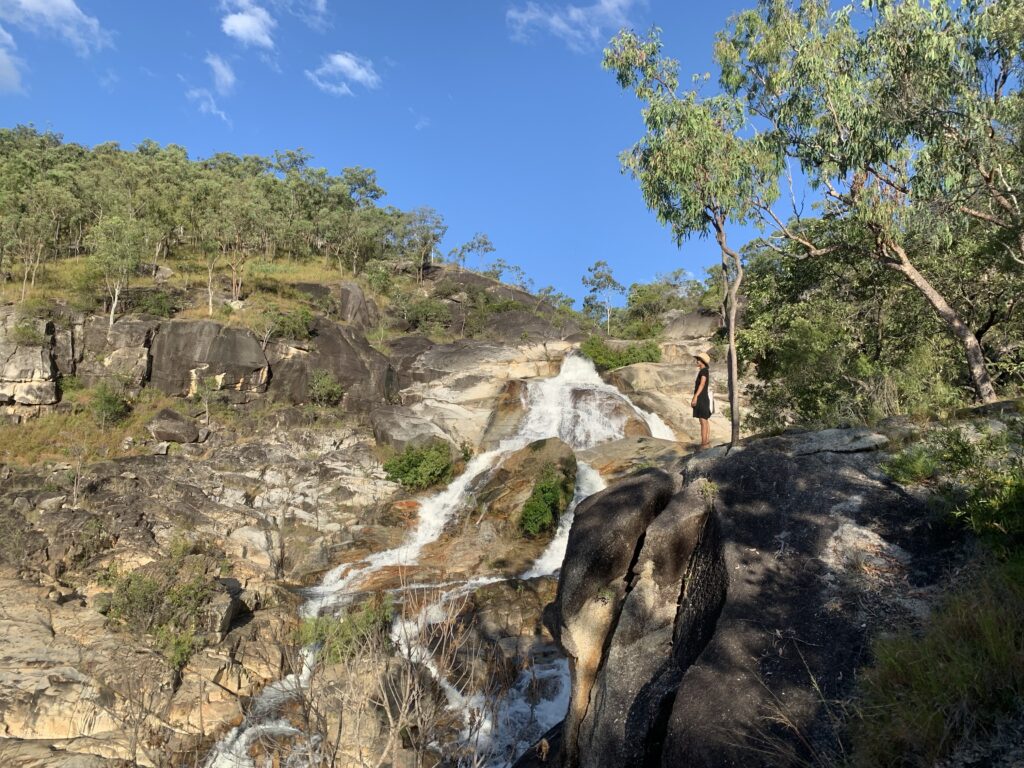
left=91, top=382, right=131, bottom=427
left=579, top=336, right=661, bottom=372
left=851, top=554, right=1024, bottom=767
left=383, top=441, right=454, bottom=490
left=520, top=463, right=573, bottom=538
left=406, top=297, right=452, bottom=333
left=9, top=320, right=48, bottom=346
left=297, top=593, right=394, bottom=664
left=132, top=289, right=179, bottom=318
left=886, top=424, right=1024, bottom=555
left=883, top=446, right=940, bottom=485
left=309, top=369, right=344, bottom=407
left=107, top=552, right=217, bottom=669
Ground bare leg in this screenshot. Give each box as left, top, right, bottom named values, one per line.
left=700, top=418, right=710, bottom=448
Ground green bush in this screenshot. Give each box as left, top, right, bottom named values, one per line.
left=107, top=554, right=216, bottom=669
left=9, top=320, right=48, bottom=346
left=91, top=382, right=131, bottom=426
left=309, top=369, right=344, bottom=406
left=851, top=554, right=1024, bottom=767
left=133, top=289, right=178, bottom=317
left=297, top=593, right=394, bottom=664
left=407, top=297, right=452, bottom=332
left=520, top=463, right=572, bottom=538
left=383, top=441, right=454, bottom=490
left=883, top=446, right=940, bottom=485
left=579, top=336, right=662, bottom=372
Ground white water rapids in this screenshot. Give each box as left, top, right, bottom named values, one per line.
left=206, top=354, right=674, bottom=768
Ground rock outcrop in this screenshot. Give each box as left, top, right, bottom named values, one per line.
left=517, top=428, right=961, bottom=768
left=149, top=320, right=269, bottom=396
left=0, top=308, right=57, bottom=406
left=77, top=315, right=159, bottom=389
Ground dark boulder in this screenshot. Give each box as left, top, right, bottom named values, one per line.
left=146, top=408, right=199, bottom=443
left=268, top=318, right=394, bottom=410
left=149, top=320, right=268, bottom=396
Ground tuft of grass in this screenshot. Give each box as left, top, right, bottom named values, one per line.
left=298, top=593, right=394, bottom=664
left=883, top=445, right=941, bottom=484
left=850, top=554, right=1024, bottom=767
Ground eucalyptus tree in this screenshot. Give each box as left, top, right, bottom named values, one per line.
left=605, top=30, right=781, bottom=445
left=86, top=214, right=144, bottom=328
left=581, top=259, right=625, bottom=335
left=715, top=0, right=1022, bottom=402
left=447, top=232, right=495, bottom=273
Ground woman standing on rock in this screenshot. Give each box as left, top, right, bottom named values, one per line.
left=691, top=351, right=713, bottom=449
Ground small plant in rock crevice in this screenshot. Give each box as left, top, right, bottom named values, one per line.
left=519, top=461, right=574, bottom=538
left=308, top=368, right=344, bottom=407
left=383, top=441, right=455, bottom=490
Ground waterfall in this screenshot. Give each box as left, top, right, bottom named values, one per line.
left=205, top=354, right=670, bottom=768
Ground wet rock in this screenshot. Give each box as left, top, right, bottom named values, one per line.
left=480, top=379, right=529, bottom=449
left=146, top=408, right=200, bottom=443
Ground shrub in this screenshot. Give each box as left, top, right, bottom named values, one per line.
left=850, top=554, right=1024, bottom=767
left=297, top=593, right=394, bottom=664
left=520, top=463, right=572, bottom=538
left=107, top=554, right=216, bottom=669
left=579, top=336, right=662, bottom=372
left=883, top=446, right=940, bottom=485
left=133, top=289, right=178, bottom=317
left=9, top=320, right=48, bottom=346
left=407, top=297, right=452, bottom=332
left=91, top=382, right=131, bottom=426
left=309, top=369, right=344, bottom=406
left=383, top=441, right=454, bottom=490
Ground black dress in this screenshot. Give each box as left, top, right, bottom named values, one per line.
left=693, top=368, right=712, bottom=419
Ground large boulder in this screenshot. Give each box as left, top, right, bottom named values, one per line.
left=149, top=320, right=269, bottom=396
left=370, top=405, right=453, bottom=452
left=537, top=469, right=716, bottom=768
left=335, top=281, right=379, bottom=329
left=267, top=319, right=394, bottom=410
left=517, top=428, right=959, bottom=768
left=661, top=309, right=720, bottom=340
left=77, top=315, right=160, bottom=388
left=146, top=408, right=200, bottom=443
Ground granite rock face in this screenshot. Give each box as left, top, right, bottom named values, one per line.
left=149, top=320, right=269, bottom=396
left=0, top=308, right=57, bottom=406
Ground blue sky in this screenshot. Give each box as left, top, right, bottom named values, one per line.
left=0, top=0, right=764, bottom=303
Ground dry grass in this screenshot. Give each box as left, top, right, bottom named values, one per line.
left=0, top=387, right=181, bottom=467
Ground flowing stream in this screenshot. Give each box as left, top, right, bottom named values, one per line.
left=206, top=354, right=674, bottom=767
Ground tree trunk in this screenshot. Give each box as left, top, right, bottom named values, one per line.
left=884, top=241, right=997, bottom=403
left=606, top=303, right=612, bottom=335
left=207, top=263, right=215, bottom=317
left=713, top=215, right=743, bottom=447
left=108, top=284, right=120, bottom=330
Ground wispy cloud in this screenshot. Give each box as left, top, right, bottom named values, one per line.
left=0, top=22, right=21, bottom=92
left=220, top=0, right=276, bottom=49
left=507, top=0, right=638, bottom=52
left=205, top=53, right=236, bottom=95
left=186, top=87, right=231, bottom=126
left=409, top=108, right=430, bottom=131
left=305, top=51, right=380, bottom=96
left=0, top=0, right=111, bottom=55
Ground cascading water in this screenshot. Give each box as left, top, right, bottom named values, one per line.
left=205, top=354, right=672, bottom=768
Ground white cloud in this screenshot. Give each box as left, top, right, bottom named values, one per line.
left=205, top=53, right=235, bottom=95
left=0, top=0, right=111, bottom=55
left=0, top=22, right=21, bottom=92
left=305, top=51, right=380, bottom=96
left=507, top=0, right=638, bottom=52
left=187, top=87, right=231, bottom=126
left=221, top=0, right=276, bottom=49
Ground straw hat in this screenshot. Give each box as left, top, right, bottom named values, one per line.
left=694, top=351, right=711, bottom=365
